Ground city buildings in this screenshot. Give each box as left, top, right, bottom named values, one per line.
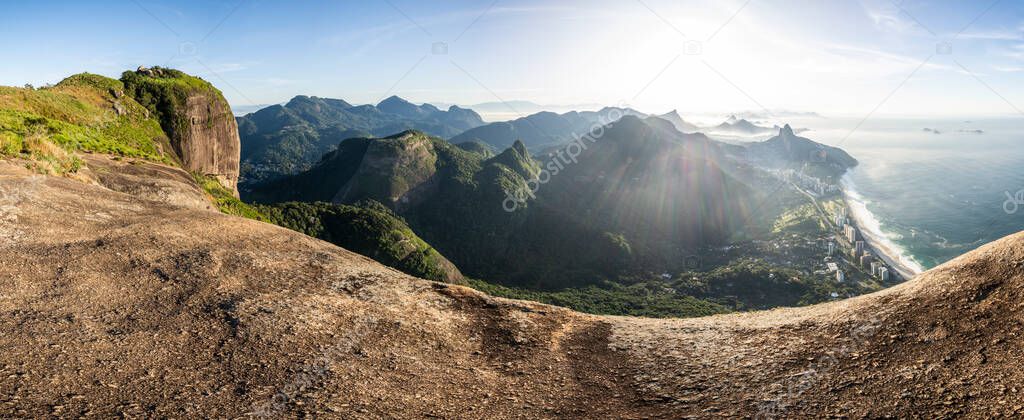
left=860, top=253, right=873, bottom=267
left=784, top=169, right=841, bottom=197
left=845, top=225, right=858, bottom=243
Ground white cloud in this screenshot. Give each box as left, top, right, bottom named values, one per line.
left=956, top=30, right=1023, bottom=41
left=861, top=0, right=923, bottom=34
left=993, top=65, right=1024, bottom=72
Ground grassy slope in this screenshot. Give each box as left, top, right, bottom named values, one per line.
left=193, top=173, right=270, bottom=222
left=0, top=73, right=174, bottom=173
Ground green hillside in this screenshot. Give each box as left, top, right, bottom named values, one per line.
left=243, top=118, right=757, bottom=290
left=236, top=95, right=485, bottom=189
left=258, top=201, right=465, bottom=284
left=0, top=73, right=175, bottom=173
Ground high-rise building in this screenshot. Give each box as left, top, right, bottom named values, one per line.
left=860, top=254, right=873, bottom=267
left=845, top=225, right=858, bottom=243
left=827, top=242, right=835, bottom=256
left=879, top=267, right=890, bottom=281
left=870, top=261, right=881, bottom=276
left=854, top=241, right=865, bottom=256
left=836, top=270, right=845, bottom=282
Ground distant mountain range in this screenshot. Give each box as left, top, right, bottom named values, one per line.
left=429, top=100, right=606, bottom=120
left=448, top=107, right=647, bottom=152
left=654, top=112, right=812, bottom=139
left=238, top=104, right=856, bottom=289
left=236, top=95, right=824, bottom=196
left=236, top=95, right=485, bottom=189
left=657, top=110, right=701, bottom=132
left=708, top=115, right=777, bottom=136
left=732, top=109, right=825, bottom=119
left=231, top=103, right=276, bottom=116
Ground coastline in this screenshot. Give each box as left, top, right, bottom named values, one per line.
left=844, top=212, right=921, bottom=280
left=839, top=174, right=923, bottom=281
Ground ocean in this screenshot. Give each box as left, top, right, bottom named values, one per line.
left=787, top=116, right=1024, bottom=272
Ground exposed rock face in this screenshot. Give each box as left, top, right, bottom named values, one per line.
left=332, top=131, right=438, bottom=207
left=4, top=158, right=1024, bottom=417
left=120, top=67, right=241, bottom=196
left=179, top=92, right=241, bottom=195
left=78, top=154, right=214, bottom=211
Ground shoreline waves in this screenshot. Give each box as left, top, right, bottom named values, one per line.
left=840, top=173, right=923, bottom=281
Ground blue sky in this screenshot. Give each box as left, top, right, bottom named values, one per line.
left=2, top=0, right=1024, bottom=116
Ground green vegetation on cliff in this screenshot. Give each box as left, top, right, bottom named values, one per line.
left=0, top=73, right=174, bottom=171
left=194, top=173, right=269, bottom=222
left=120, top=67, right=228, bottom=145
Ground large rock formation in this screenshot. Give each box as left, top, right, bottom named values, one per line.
left=3, top=158, right=1024, bottom=417
left=3, top=159, right=1024, bottom=417
left=332, top=131, right=438, bottom=206
left=747, top=124, right=858, bottom=170
left=121, top=67, right=241, bottom=195
left=179, top=91, right=241, bottom=194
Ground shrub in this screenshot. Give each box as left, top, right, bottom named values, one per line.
left=22, top=131, right=82, bottom=174
left=0, top=132, right=21, bottom=156
left=193, top=173, right=269, bottom=222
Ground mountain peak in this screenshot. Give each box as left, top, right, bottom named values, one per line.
left=512, top=139, right=529, bottom=157
left=378, top=95, right=412, bottom=106
left=780, top=123, right=795, bottom=137
left=377, top=95, right=431, bottom=118
left=286, top=95, right=315, bottom=106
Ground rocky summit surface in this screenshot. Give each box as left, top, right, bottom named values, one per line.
left=2, top=158, right=1024, bottom=418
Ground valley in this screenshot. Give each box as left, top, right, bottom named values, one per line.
left=231, top=96, right=891, bottom=317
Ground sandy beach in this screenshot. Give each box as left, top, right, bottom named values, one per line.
left=841, top=193, right=922, bottom=281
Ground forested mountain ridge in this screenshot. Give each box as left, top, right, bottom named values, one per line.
left=236, top=95, right=485, bottom=190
